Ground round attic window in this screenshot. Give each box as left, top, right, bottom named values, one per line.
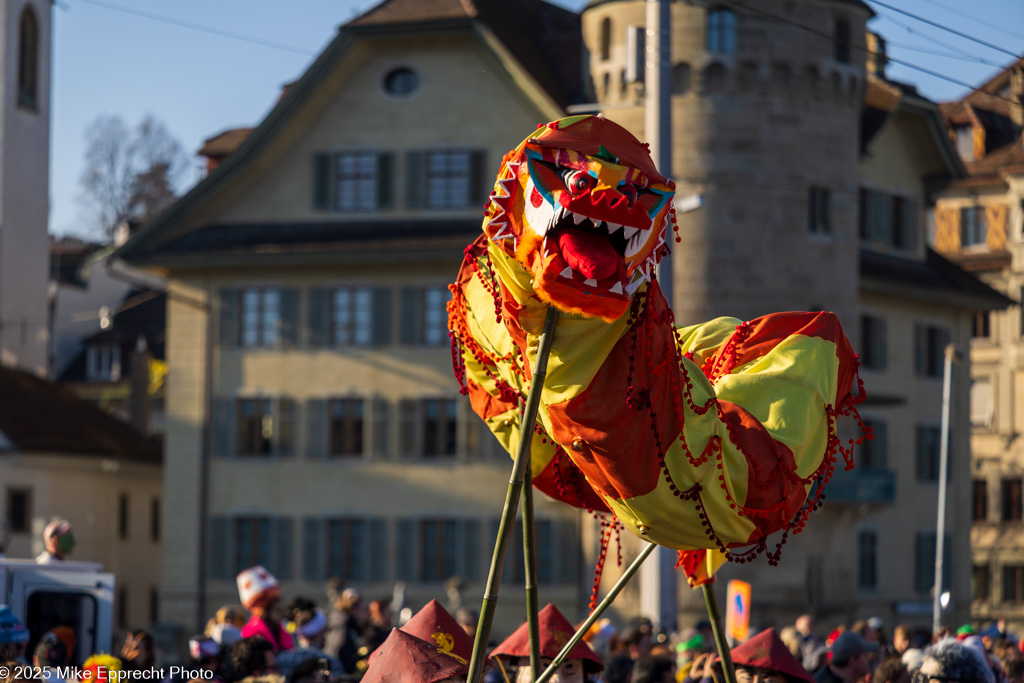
left=383, top=67, right=420, bottom=97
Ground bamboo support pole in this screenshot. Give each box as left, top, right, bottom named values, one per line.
left=702, top=582, right=737, bottom=683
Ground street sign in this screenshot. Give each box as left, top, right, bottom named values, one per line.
left=725, top=580, right=751, bottom=643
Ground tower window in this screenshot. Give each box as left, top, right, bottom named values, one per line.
left=834, top=18, right=851, bottom=63
left=706, top=8, right=736, bottom=54
left=18, top=7, right=38, bottom=111
left=600, top=17, right=612, bottom=61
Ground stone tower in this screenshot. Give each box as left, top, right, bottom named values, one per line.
left=581, top=0, right=871, bottom=329
left=0, top=0, right=50, bottom=375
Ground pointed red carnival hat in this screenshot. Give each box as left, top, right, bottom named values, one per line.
left=367, top=599, right=477, bottom=667
left=725, top=628, right=814, bottom=683
left=361, top=628, right=469, bottom=683
left=491, top=604, right=603, bottom=673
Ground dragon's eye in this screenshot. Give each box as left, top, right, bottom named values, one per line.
left=619, top=184, right=638, bottom=205
left=561, top=169, right=594, bottom=196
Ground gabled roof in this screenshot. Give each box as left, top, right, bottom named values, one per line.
left=0, top=366, right=161, bottom=462
left=859, top=247, right=1012, bottom=310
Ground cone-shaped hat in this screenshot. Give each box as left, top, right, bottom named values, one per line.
left=491, top=604, right=603, bottom=672
left=367, top=599, right=478, bottom=667
left=727, top=628, right=814, bottom=683
left=362, top=628, right=469, bottom=683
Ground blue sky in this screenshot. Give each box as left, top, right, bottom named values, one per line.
left=50, top=0, right=1024, bottom=238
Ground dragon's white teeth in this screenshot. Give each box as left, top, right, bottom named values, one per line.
left=573, top=211, right=587, bottom=225
left=623, top=226, right=639, bottom=240
left=595, top=220, right=606, bottom=229
left=607, top=222, right=623, bottom=234
left=560, top=266, right=573, bottom=279
left=584, top=278, right=597, bottom=287
left=624, top=231, right=644, bottom=258
left=609, top=281, right=624, bottom=294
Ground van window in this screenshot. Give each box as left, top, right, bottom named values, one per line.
left=26, top=591, right=97, bottom=666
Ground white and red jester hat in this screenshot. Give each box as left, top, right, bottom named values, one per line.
left=236, top=566, right=280, bottom=611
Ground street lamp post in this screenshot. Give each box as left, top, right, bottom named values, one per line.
left=933, top=343, right=962, bottom=635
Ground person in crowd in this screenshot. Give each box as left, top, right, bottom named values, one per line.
left=621, top=618, right=655, bottom=661
left=32, top=631, right=70, bottom=683
left=456, top=607, right=478, bottom=639
left=814, top=631, right=878, bottom=683
left=582, top=618, right=618, bottom=667
left=121, top=630, right=156, bottom=671
left=673, top=631, right=704, bottom=682
left=633, top=655, right=675, bottom=683
left=917, top=640, right=994, bottom=683
left=357, top=600, right=393, bottom=661
left=724, top=628, right=814, bottom=683
left=324, top=588, right=364, bottom=675
left=226, top=637, right=279, bottom=683
left=490, top=604, right=603, bottom=683
left=779, top=627, right=802, bottom=660
left=0, top=606, right=28, bottom=664
left=796, top=616, right=825, bottom=673
left=237, top=567, right=292, bottom=653
left=188, top=635, right=225, bottom=683
left=283, top=657, right=330, bottom=683
left=998, top=647, right=1023, bottom=683
left=873, top=656, right=910, bottom=683
left=208, top=606, right=247, bottom=638
left=36, top=520, right=74, bottom=564
left=893, top=627, right=913, bottom=657
left=605, top=655, right=635, bottom=683
left=49, top=627, right=76, bottom=667
left=276, top=598, right=342, bottom=682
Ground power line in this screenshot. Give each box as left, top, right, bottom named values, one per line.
left=724, top=0, right=1019, bottom=105
left=886, top=41, right=1003, bottom=67
left=873, top=9, right=1005, bottom=69
left=920, top=0, right=1024, bottom=45
left=866, top=0, right=1021, bottom=61
left=70, top=0, right=317, bottom=57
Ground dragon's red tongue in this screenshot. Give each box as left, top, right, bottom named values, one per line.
left=557, top=227, right=619, bottom=280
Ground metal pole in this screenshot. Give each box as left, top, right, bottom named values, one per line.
left=466, top=307, right=560, bottom=683
left=535, top=542, right=658, bottom=683
left=523, top=466, right=541, bottom=679
left=703, top=583, right=737, bottom=683
left=933, top=344, right=961, bottom=635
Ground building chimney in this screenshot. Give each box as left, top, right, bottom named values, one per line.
left=866, top=32, right=888, bottom=79
left=130, top=335, right=151, bottom=435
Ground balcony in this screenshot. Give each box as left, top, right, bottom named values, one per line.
left=825, top=468, right=896, bottom=504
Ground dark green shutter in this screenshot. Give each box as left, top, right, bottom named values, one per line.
left=405, top=151, right=425, bottom=209
left=371, top=398, right=390, bottom=459
left=278, top=398, right=295, bottom=457
left=399, top=399, right=420, bottom=457
left=914, top=324, right=925, bottom=376
left=399, top=287, right=421, bottom=345
left=272, top=518, right=294, bottom=580
left=377, top=153, right=394, bottom=209
left=369, top=518, right=388, bottom=581
left=308, top=288, right=329, bottom=347
left=313, top=153, right=332, bottom=210
left=303, top=518, right=325, bottom=582
left=396, top=519, right=416, bottom=581
left=218, top=290, right=238, bottom=346
left=280, top=288, right=299, bottom=347
left=307, top=399, right=327, bottom=458
left=871, top=420, right=887, bottom=469
left=372, top=288, right=392, bottom=345
left=209, top=516, right=231, bottom=580
left=212, top=398, right=235, bottom=457
left=469, top=150, right=488, bottom=205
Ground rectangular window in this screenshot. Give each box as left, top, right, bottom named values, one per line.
left=86, top=344, right=122, bottom=381
left=961, top=206, right=987, bottom=246
left=426, top=151, right=471, bottom=210
left=956, top=127, right=974, bottom=162
left=857, top=529, right=878, bottom=590
left=328, top=398, right=365, bottom=457
left=808, top=186, right=830, bottom=234
left=151, top=498, right=161, bottom=542
left=423, top=399, right=457, bottom=458
left=860, top=419, right=887, bottom=469
left=892, top=196, right=918, bottom=250
left=1002, top=479, right=1023, bottom=521
left=915, top=324, right=950, bottom=378
left=859, top=189, right=894, bottom=246
left=118, top=493, right=129, bottom=539
left=916, top=424, right=940, bottom=482
left=859, top=315, right=886, bottom=370
left=971, top=379, right=993, bottom=429
left=400, top=286, right=453, bottom=346
left=240, top=288, right=281, bottom=348
left=419, top=519, right=458, bottom=581
left=334, top=152, right=378, bottom=212
left=973, top=480, right=988, bottom=523
left=973, top=311, right=991, bottom=339
left=973, top=565, right=990, bottom=601
left=501, top=519, right=557, bottom=585
left=6, top=489, right=30, bottom=533
left=326, top=518, right=366, bottom=581
left=331, top=287, right=374, bottom=346
left=234, top=398, right=294, bottom=457
left=1004, top=565, right=1024, bottom=604
left=234, top=517, right=272, bottom=574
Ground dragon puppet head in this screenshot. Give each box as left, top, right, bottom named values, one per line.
left=483, top=115, right=676, bottom=321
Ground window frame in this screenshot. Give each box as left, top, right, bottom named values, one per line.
left=233, top=396, right=295, bottom=458
left=973, top=563, right=990, bottom=602
left=1003, top=565, right=1024, bottom=605
left=400, top=397, right=459, bottom=460
left=327, top=398, right=366, bottom=458
left=333, top=152, right=379, bottom=212
left=833, top=18, right=851, bottom=64
left=808, top=186, right=830, bottom=235
left=325, top=518, right=368, bottom=581
left=972, top=480, right=988, bottom=523
left=960, top=206, right=987, bottom=247
left=859, top=314, right=887, bottom=371
left=86, top=343, right=122, bottom=382
left=233, top=516, right=273, bottom=575
left=425, top=150, right=473, bottom=210
left=17, top=7, right=38, bottom=112
left=1002, top=478, right=1023, bottom=522
left=6, top=488, right=31, bottom=534
left=706, top=7, right=737, bottom=54
left=856, top=527, right=879, bottom=592
left=330, top=286, right=375, bottom=347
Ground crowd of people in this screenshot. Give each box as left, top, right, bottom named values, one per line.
left=1, top=560, right=1022, bottom=683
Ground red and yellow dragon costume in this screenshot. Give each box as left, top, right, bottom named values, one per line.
left=448, top=116, right=867, bottom=582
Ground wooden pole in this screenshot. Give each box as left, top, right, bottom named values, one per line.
left=523, top=466, right=541, bottom=679
left=466, top=307, right=560, bottom=683
left=702, top=582, right=737, bottom=683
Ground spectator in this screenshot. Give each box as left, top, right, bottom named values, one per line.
left=276, top=600, right=342, bottom=682
left=779, top=628, right=802, bottom=660
left=917, top=640, right=994, bottom=683
left=36, top=520, right=74, bottom=564
left=456, top=607, right=478, bottom=639
left=634, top=655, right=675, bottom=683
left=606, top=654, right=635, bottom=683
left=357, top=600, right=393, bottom=660
left=797, top=616, right=825, bottom=672
left=188, top=635, right=224, bottom=683
left=33, top=631, right=70, bottom=683
left=893, top=626, right=913, bottom=657
left=237, top=567, right=292, bottom=653
left=323, top=588, right=364, bottom=675
left=999, top=647, right=1023, bottom=683
left=121, top=630, right=156, bottom=671
left=622, top=618, right=655, bottom=661
left=814, top=632, right=878, bottom=683
left=873, top=656, right=909, bottom=683
left=226, top=637, right=278, bottom=683
left=0, top=606, right=28, bottom=663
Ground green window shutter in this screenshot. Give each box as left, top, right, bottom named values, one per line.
left=303, top=518, right=325, bottom=582
left=369, top=518, right=388, bottom=581
left=280, top=288, right=299, bottom=347
left=313, top=153, right=332, bottom=210
left=405, top=151, right=425, bottom=209
left=377, top=153, right=394, bottom=209
left=557, top=517, right=579, bottom=584
left=370, top=398, right=390, bottom=459
left=469, top=149, right=488, bottom=205
left=396, top=519, right=416, bottom=581
left=399, top=287, right=421, bottom=345
left=209, top=516, right=231, bottom=580
left=399, top=399, right=420, bottom=457
left=212, top=398, right=235, bottom=457
left=218, top=290, right=238, bottom=347
left=307, top=399, right=327, bottom=459
left=371, top=287, right=392, bottom=346
left=308, top=288, right=329, bottom=348
left=458, top=519, right=480, bottom=583
left=272, top=518, right=294, bottom=581
left=277, top=398, right=295, bottom=457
